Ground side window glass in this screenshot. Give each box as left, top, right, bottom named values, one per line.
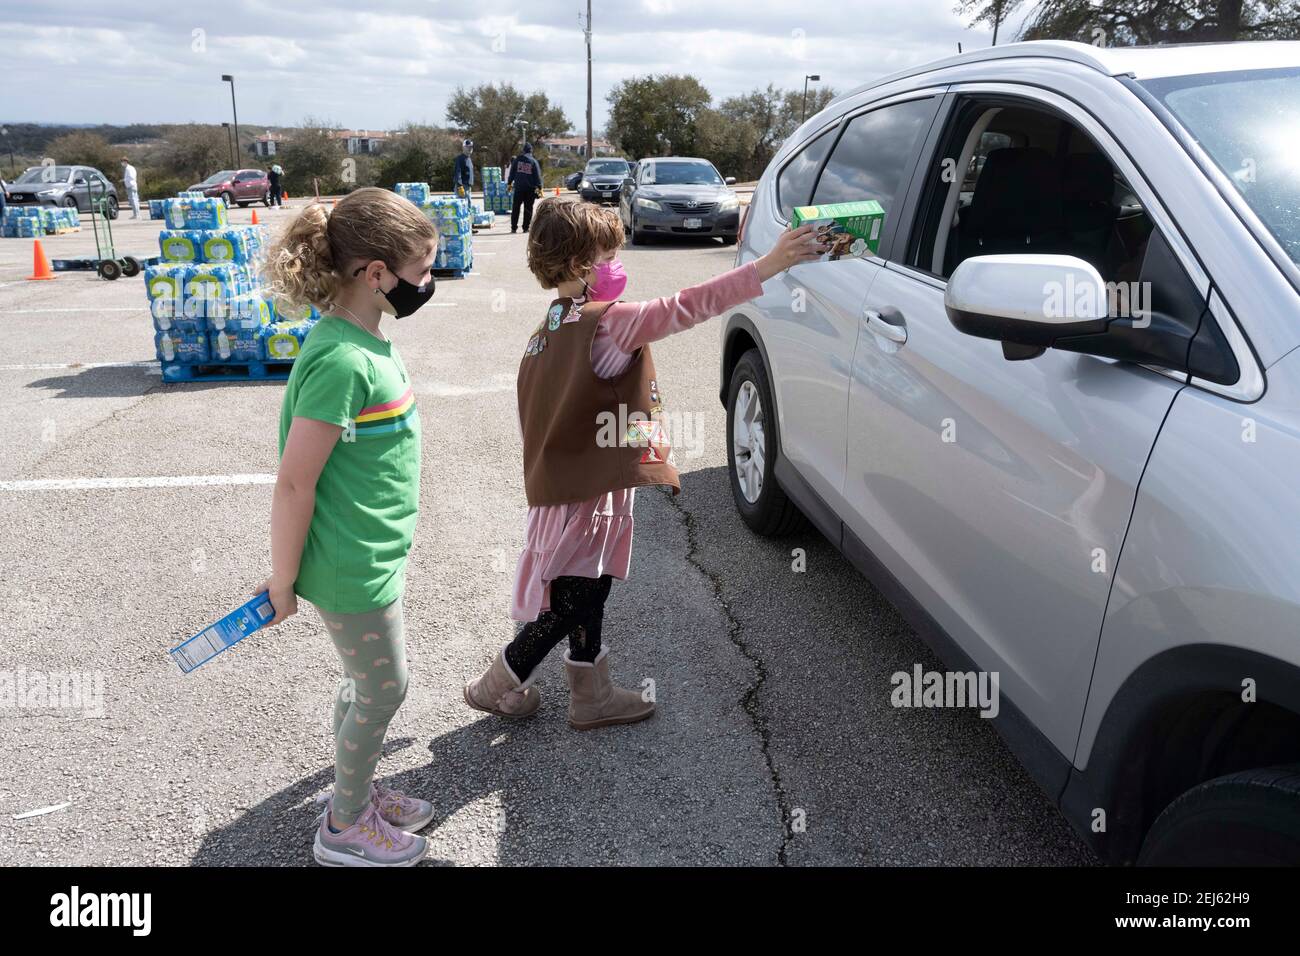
left=776, top=128, right=835, bottom=221
left=810, top=97, right=935, bottom=216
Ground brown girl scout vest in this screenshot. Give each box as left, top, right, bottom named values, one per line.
left=518, top=296, right=680, bottom=506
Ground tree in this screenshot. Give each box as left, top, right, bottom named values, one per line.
left=717, top=84, right=840, bottom=179
left=43, top=131, right=118, bottom=176
left=446, top=83, right=570, bottom=170
left=694, top=108, right=759, bottom=180
left=280, top=118, right=347, bottom=196
left=606, top=75, right=712, bottom=159
left=377, top=124, right=461, bottom=190
left=955, top=0, right=1300, bottom=44
left=159, top=125, right=230, bottom=183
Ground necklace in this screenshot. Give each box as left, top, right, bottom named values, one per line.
left=333, top=304, right=385, bottom=341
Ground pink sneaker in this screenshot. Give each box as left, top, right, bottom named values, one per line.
left=313, top=801, right=428, bottom=867
left=371, top=781, right=435, bottom=833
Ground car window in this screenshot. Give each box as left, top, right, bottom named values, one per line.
left=1141, top=67, right=1300, bottom=267
left=18, top=166, right=74, bottom=184
left=810, top=97, right=936, bottom=214
left=640, top=163, right=654, bottom=184
left=776, top=127, right=835, bottom=221
left=649, top=162, right=723, bottom=186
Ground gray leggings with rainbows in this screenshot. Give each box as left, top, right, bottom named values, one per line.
left=316, top=597, right=408, bottom=826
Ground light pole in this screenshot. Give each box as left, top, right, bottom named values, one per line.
left=801, top=74, right=821, bottom=124
left=221, top=74, right=240, bottom=162
left=222, top=122, right=234, bottom=167
left=582, top=1, right=592, bottom=161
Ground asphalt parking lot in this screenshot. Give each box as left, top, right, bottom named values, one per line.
left=0, top=196, right=1095, bottom=865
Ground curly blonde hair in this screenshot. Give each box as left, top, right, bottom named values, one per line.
left=266, top=187, right=438, bottom=309
left=526, top=200, right=624, bottom=289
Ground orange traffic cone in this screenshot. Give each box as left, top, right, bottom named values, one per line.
left=251, top=209, right=260, bottom=225
left=282, top=190, right=289, bottom=200
left=27, top=239, right=55, bottom=281
left=554, top=186, right=560, bottom=197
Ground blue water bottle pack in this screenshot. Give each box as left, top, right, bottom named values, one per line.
left=169, top=592, right=275, bottom=673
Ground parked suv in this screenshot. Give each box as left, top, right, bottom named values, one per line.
left=5, top=165, right=119, bottom=218
left=188, top=168, right=271, bottom=207
left=722, top=40, right=1300, bottom=865
left=578, top=157, right=631, bottom=204
left=619, top=157, right=740, bottom=245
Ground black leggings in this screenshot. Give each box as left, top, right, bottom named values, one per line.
left=504, top=575, right=611, bottom=681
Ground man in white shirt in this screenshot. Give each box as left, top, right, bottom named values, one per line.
left=120, top=158, right=140, bottom=219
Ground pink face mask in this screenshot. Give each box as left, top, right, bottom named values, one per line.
left=587, top=257, right=628, bottom=301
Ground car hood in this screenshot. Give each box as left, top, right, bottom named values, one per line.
left=10, top=181, right=71, bottom=193
left=637, top=184, right=733, bottom=202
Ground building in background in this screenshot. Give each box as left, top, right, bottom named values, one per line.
left=544, top=136, right=617, bottom=158
left=332, top=130, right=390, bottom=155
left=253, top=130, right=285, bottom=158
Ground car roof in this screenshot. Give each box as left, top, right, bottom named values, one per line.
left=832, top=39, right=1300, bottom=106
left=638, top=157, right=714, bottom=164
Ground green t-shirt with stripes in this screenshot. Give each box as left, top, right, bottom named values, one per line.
left=278, top=315, right=420, bottom=614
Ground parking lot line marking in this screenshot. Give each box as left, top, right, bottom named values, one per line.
left=0, top=308, right=144, bottom=314
left=0, top=361, right=156, bottom=371
left=0, top=474, right=277, bottom=491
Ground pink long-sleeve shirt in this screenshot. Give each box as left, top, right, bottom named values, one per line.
left=511, top=260, right=765, bottom=621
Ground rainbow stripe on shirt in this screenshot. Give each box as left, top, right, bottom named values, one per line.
left=354, top=386, right=417, bottom=438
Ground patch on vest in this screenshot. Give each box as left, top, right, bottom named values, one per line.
left=525, top=332, right=547, bottom=356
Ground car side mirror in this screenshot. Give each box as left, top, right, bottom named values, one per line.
left=725, top=176, right=737, bottom=185
left=944, top=255, right=1109, bottom=360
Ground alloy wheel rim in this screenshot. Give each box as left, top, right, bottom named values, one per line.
left=733, top=380, right=765, bottom=504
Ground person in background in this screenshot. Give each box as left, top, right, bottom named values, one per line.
left=507, top=142, right=543, bottom=234
left=453, top=139, right=474, bottom=200
left=268, top=163, right=284, bottom=209
left=120, top=158, right=140, bottom=219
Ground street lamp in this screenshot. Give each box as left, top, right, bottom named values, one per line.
left=801, top=74, right=821, bottom=124
left=221, top=74, right=240, bottom=162
left=221, top=122, right=234, bottom=167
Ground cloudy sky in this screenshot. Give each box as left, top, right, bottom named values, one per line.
left=0, top=1, right=1027, bottom=132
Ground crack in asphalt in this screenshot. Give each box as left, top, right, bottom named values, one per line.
left=659, top=486, right=794, bottom=866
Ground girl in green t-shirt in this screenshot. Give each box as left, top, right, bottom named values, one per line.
left=258, top=188, right=439, bottom=867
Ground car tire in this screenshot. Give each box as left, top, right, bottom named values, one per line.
left=726, top=348, right=805, bottom=536
left=220, top=191, right=233, bottom=207
left=61, top=196, right=78, bottom=209
left=105, top=197, right=119, bottom=220
left=1138, top=764, right=1300, bottom=865
left=263, top=191, right=271, bottom=206
left=721, top=234, right=738, bottom=246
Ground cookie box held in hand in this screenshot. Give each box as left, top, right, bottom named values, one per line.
left=790, top=200, right=886, bottom=261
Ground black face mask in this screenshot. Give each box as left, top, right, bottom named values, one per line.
left=354, top=265, right=436, bottom=318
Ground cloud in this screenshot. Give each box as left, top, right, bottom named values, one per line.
left=0, top=0, right=999, bottom=129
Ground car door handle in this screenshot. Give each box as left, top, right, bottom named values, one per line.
left=864, top=307, right=907, bottom=344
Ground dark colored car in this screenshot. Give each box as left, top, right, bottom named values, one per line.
left=578, top=158, right=631, bottom=204
left=618, top=157, right=740, bottom=245
left=564, top=171, right=584, bottom=191
left=5, top=165, right=120, bottom=218
left=187, top=168, right=272, bottom=207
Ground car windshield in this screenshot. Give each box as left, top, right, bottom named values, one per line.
left=17, top=166, right=73, bottom=184
left=1141, top=67, right=1300, bottom=267
left=201, top=170, right=236, bottom=184
left=586, top=161, right=628, bottom=175
left=647, top=162, right=723, bottom=186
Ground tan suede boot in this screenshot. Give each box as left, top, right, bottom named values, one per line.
left=464, top=647, right=541, bottom=718
left=563, top=648, right=655, bottom=730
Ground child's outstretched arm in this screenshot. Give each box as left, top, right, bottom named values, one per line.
left=607, top=224, right=826, bottom=352
left=255, top=417, right=341, bottom=626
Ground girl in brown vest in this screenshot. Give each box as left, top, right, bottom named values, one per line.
left=465, top=200, right=825, bottom=728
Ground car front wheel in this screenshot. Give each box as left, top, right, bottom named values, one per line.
left=62, top=196, right=78, bottom=209
left=726, top=348, right=804, bottom=536
left=220, top=191, right=233, bottom=207
left=1138, top=764, right=1300, bottom=865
